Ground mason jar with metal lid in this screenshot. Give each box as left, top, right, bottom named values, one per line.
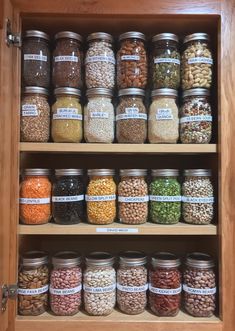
left=149, top=252, right=181, bottom=316
left=50, top=251, right=82, bottom=316
left=84, top=252, right=116, bottom=316
left=180, top=88, right=212, bottom=143
left=22, top=30, right=50, bottom=88
left=18, top=251, right=49, bottom=315
left=117, top=32, right=147, bottom=89
left=182, top=169, right=214, bottom=224
left=84, top=88, right=114, bottom=143
left=117, top=251, right=148, bottom=315
left=151, top=33, right=180, bottom=89
left=85, top=32, right=115, bottom=89
left=52, top=169, right=84, bottom=225
left=116, top=88, right=147, bottom=143
left=182, top=33, right=213, bottom=90
left=183, top=252, right=216, bottom=317
left=148, top=88, right=179, bottom=143
left=52, top=31, right=83, bottom=88
left=150, top=169, right=181, bottom=224
left=118, top=169, right=148, bottom=224
left=51, top=87, right=83, bottom=142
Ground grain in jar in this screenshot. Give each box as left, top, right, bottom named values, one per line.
left=51, top=87, right=83, bottom=143
left=148, top=89, right=179, bottom=143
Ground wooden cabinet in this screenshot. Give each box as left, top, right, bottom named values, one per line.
left=0, top=0, right=235, bottom=331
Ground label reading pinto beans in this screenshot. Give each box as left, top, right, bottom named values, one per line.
left=180, top=115, right=212, bottom=123
left=18, top=285, right=49, bottom=295
left=156, top=109, right=173, bottom=120
left=150, top=195, right=182, bottom=202
left=85, top=55, right=116, bottom=65
left=90, top=111, right=109, bottom=119
left=117, top=283, right=148, bottom=292
left=19, top=198, right=50, bottom=204
left=183, top=284, right=216, bottom=295
left=22, top=104, right=38, bottom=117
left=154, top=57, right=180, bottom=65
left=83, top=284, right=116, bottom=293
left=149, top=285, right=182, bottom=295
left=52, top=195, right=84, bottom=202
left=182, top=196, right=214, bottom=203
left=24, top=54, right=47, bottom=62
left=188, top=57, right=213, bottom=65
left=85, top=195, right=116, bottom=201
left=53, top=108, right=82, bottom=120
left=118, top=196, right=149, bottom=203
left=54, top=55, right=79, bottom=62
left=49, top=285, right=82, bottom=295
left=121, top=55, right=140, bottom=61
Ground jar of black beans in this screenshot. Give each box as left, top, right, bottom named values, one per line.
left=52, top=169, right=84, bottom=224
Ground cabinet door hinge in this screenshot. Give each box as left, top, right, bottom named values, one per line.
left=5, top=18, right=21, bottom=48
left=1, top=284, right=18, bottom=312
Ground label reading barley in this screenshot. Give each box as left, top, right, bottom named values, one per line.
left=183, top=284, right=216, bottom=295
left=55, top=55, right=79, bottom=62
left=24, top=54, right=47, bottom=62
left=156, top=109, right=173, bottom=120
left=49, top=285, right=82, bottom=295
left=150, top=195, right=182, bottom=202
left=154, top=57, right=180, bottom=65
left=188, top=57, right=213, bottom=65
left=90, top=112, right=109, bottom=119
left=52, top=195, right=84, bottom=202
left=18, top=285, right=49, bottom=295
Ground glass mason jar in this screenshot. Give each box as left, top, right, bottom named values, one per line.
left=22, top=30, right=50, bottom=88
left=50, top=251, right=82, bottom=316
left=118, top=169, right=148, bottom=224
left=182, top=33, right=213, bottom=90
left=182, top=169, right=214, bottom=224
left=21, top=87, right=50, bottom=142
left=51, top=87, right=83, bottom=143
left=149, top=252, right=181, bottom=317
left=180, top=88, right=212, bottom=144
left=18, top=251, right=49, bottom=316
left=86, top=169, right=116, bottom=225
left=84, top=252, right=116, bottom=316
left=150, top=169, right=181, bottom=224
left=151, top=33, right=180, bottom=89
left=116, top=88, right=147, bottom=143
left=85, top=32, right=115, bottom=89
left=52, top=31, right=83, bottom=88
left=117, top=31, right=147, bottom=89
left=52, top=169, right=84, bottom=224
left=84, top=88, right=114, bottom=143
left=183, top=252, right=216, bottom=317
left=117, top=251, right=148, bottom=315
left=148, top=89, right=179, bottom=143
left=19, top=169, right=51, bottom=225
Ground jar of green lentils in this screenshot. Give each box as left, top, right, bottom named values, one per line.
left=149, top=169, right=181, bottom=224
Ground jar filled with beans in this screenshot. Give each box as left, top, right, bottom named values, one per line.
left=52, top=31, right=83, bottom=88
left=149, top=252, right=181, bottom=316
left=52, top=169, right=84, bottom=224
left=50, top=251, right=82, bottom=316
left=117, top=251, right=148, bottom=315
left=51, top=87, right=83, bottom=143
left=116, top=88, right=147, bottom=143
left=180, top=88, right=212, bottom=143
left=20, top=169, right=51, bottom=225
left=18, top=251, right=49, bottom=315
left=118, top=169, right=148, bottom=224
left=117, top=31, right=147, bottom=89
left=21, top=87, right=50, bottom=142
left=151, top=33, right=180, bottom=89
left=86, top=169, right=116, bottom=224
left=183, top=253, right=216, bottom=317
left=84, top=88, right=114, bottom=143
left=182, top=33, right=213, bottom=90
left=85, top=32, right=115, bottom=89
left=150, top=169, right=181, bottom=224
left=84, top=252, right=116, bottom=316
left=182, top=169, right=214, bottom=225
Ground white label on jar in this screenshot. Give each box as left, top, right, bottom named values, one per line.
left=116, top=113, right=147, bottom=120
left=156, top=108, right=173, bottom=120
left=154, top=57, right=180, bottom=65
left=53, top=114, right=83, bottom=120
left=96, top=228, right=139, bottom=233
left=118, top=196, right=149, bottom=203
left=149, top=285, right=182, bottom=295
left=90, top=111, right=109, bottom=119
left=121, top=55, right=140, bottom=61
left=85, top=195, right=116, bottom=202
left=83, top=284, right=116, bottom=293
left=188, top=57, right=213, bottom=65
left=182, top=196, right=214, bottom=203
left=180, top=115, right=212, bottom=123
left=24, top=54, right=47, bottom=62
left=149, top=195, right=182, bottom=202
left=18, top=285, right=49, bottom=295
left=22, top=104, right=38, bottom=117
left=85, top=55, right=116, bottom=65
left=183, top=284, right=216, bottom=295
left=54, top=55, right=79, bottom=62
left=52, top=195, right=84, bottom=202
left=19, top=198, right=50, bottom=204
left=117, top=283, right=148, bottom=292
left=57, top=108, right=78, bottom=114
left=49, top=285, right=82, bottom=295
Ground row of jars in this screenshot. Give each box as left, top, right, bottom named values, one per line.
left=18, top=250, right=216, bottom=317
left=22, top=30, right=213, bottom=91
left=19, top=168, right=214, bottom=226
left=21, top=87, right=213, bottom=144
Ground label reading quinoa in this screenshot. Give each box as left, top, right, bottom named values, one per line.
left=22, top=104, right=38, bottom=117
left=183, top=284, right=216, bottom=295
left=54, top=55, right=79, bottom=62
left=156, top=108, right=173, bottom=120
left=149, top=195, right=182, bottom=202
left=84, top=284, right=116, bottom=293
left=52, top=195, right=84, bottom=202
left=85, top=195, right=116, bottom=202
left=49, top=285, right=82, bottom=295
left=182, top=196, right=214, bottom=203
left=24, top=54, right=47, bottom=62
left=18, top=285, right=49, bottom=295
left=188, top=57, right=213, bottom=65
left=154, top=57, right=180, bottom=65
left=85, top=55, right=116, bottom=65
left=19, top=198, right=50, bottom=204
left=149, top=285, right=182, bottom=295
left=118, top=196, right=149, bottom=203
left=96, top=228, right=139, bottom=234
left=116, top=108, right=147, bottom=121
left=53, top=108, right=82, bottom=120
left=90, top=111, right=109, bottom=119
left=180, top=115, right=212, bottom=123
left=121, top=55, right=140, bottom=61
left=117, top=283, right=148, bottom=292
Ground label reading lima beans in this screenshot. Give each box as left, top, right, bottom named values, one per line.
left=49, top=285, right=82, bottom=295
left=55, top=55, right=79, bottom=62
left=182, top=196, right=214, bottom=203
left=118, top=196, right=149, bottom=203
left=22, top=104, right=38, bottom=117
left=149, top=285, right=182, bottom=295
left=116, top=113, right=147, bottom=120
left=85, top=195, right=116, bottom=202
left=18, top=285, right=49, bottom=295
left=180, top=115, right=212, bottom=123
left=188, top=57, right=213, bottom=65
left=121, top=55, right=140, bottom=61
left=84, top=284, right=116, bottom=293
left=96, top=228, right=139, bottom=234
left=52, top=195, right=84, bottom=202
left=24, top=54, right=47, bottom=62
left=85, top=55, right=116, bottom=65
left=90, top=111, right=109, bottom=119
left=183, top=284, right=216, bottom=295
left=154, top=57, right=180, bottom=65
left=156, top=109, right=173, bottom=120
left=117, top=283, right=148, bottom=292
left=19, top=198, right=50, bottom=204
left=150, top=195, right=182, bottom=202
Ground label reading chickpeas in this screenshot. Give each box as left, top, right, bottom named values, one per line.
left=180, top=115, right=213, bottom=123
left=121, top=55, right=140, bottom=61
left=19, top=197, right=50, bottom=204
left=117, top=283, right=148, bottom=292
left=118, top=196, right=149, bottom=203
left=183, top=284, right=216, bottom=295
left=90, top=111, right=109, bottom=119
left=54, top=55, right=79, bottom=62
left=22, top=104, right=38, bottom=117
left=24, top=54, right=47, bottom=62
left=85, top=194, right=116, bottom=201
left=156, top=109, right=173, bottom=120
left=83, top=284, right=116, bottom=293
left=154, top=57, right=180, bottom=65
left=116, top=108, right=147, bottom=120
left=18, top=285, right=49, bottom=295
left=188, top=57, right=213, bottom=65
left=149, top=285, right=182, bottom=295
left=53, top=108, right=83, bottom=120
left=52, top=195, right=84, bottom=202
left=182, top=196, right=214, bottom=203
left=85, top=55, right=116, bottom=65
left=150, top=195, right=182, bottom=202
left=49, top=285, right=82, bottom=295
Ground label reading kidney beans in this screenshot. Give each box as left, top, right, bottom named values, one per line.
left=49, top=284, right=82, bottom=295
left=18, top=285, right=49, bottom=295
left=19, top=197, right=50, bottom=204
left=182, top=196, right=214, bottom=203
left=149, top=285, right=182, bottom=295
left=85, top=194, right=116, bottom=202
left=121, top=55, right=140, bottom=61
left=24, top=54, right=47, bottom=62
left=117, top=283, right=148, bottom=292
left=149, top=195, right=182, bottom=202
left=54, top=55, right=79, bottom=62
left=180, top=115, right=213, bottom=123
left=22, top=104, right=38, bottom=117
left=52, top=195, right=84, bottom=202
left=83, top=284, right=116, bottom=293
left=188, top=57, right=213, bottom=65
left=154, top=57, right=180, bottom=65
left=183, top=284, right=216, bottom=295
left=156, top=109, right=173, bottom=120
left=118, top=196, right=149, bottom=203
left=85, top=55, right=116, bottom=65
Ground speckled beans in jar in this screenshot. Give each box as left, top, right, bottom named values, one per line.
left=18, top=251, right=49, bottom=316
left=85, top=33, right=115, bottom=89
left=149, top=252, right=181, bottom=317
left=182, top=33, right=213, bottom=90
left=118, top=169, right=148, bottom=224
left=117, top=32, right=147, bottom=89
left=182, top=169, right=214, bottom=225
left=84, top=252, right=116, bottom=316
left=50, top=251, right=82, bottom=316
left=86, top=169, right=116, bottom=224
left=84, top=88, right=114, bottom=143
left=116, top=89, right=147, bottom=143
left=180, top=89, right=212, bottom=143
left=117, top=251, right=148, bottom=315
left=183, top=253, right=216, bottom=317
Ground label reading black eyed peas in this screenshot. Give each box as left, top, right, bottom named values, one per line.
left=183, top=284, right=216, bottom=295
left=85, top=195, right=116, bottom=202
left=149, top=195, right=182, bottom=202
left=180, top=115, right=212, bottom=123
left=49, top=285, right=82, bottom=295
left=22, top=104, right=38, bottom=117
left=19, top=198, right=50, bottom=204
left=154, top=57, right=180, bottom=65
left=121, top=55, right=140, bottom=61
left=83, top=284, right=116, bottom=293
left=149, top=285, right=182, bottom=295
left=188, top=57, right=213, bottom=65
left=24, top=54, right=47, bottom=62
left=52, top=195, right=84, bottom=202
left=156, top=109, right=173, bottom=120
left=117, top=283, right=148, bottom=292
left=182, top=196, right=214, bottom=203
left=118, top=196, right=149, bottom=203
left=18, top=285, right=49, bottom=295
left=54, top=55, right=79, bottom=62
left=85, top=55, right=116, bottom=65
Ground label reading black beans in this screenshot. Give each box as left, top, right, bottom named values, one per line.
left=52, top=195, right=84, bottom=202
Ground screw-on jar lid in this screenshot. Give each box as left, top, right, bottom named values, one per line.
left=86, top=88, right=113, bottom=98
left=183, top=88, right=210, bottom=98
left=151, top=252, right=181, bottom=268
left=54, top=87, right=81, bottom=97
left=118, top=88, right=145, bottom=97
left=183, top=33, right=210, bottom=44
left=152, top=33, right=179, bottom=43
left=55, top=31, right=83, bottom=42
left=86, top=252, right=115, bottom=267
left=87, top=32, right=113, bottom=43
left=23, top=87, right=49, bottom=96
left=55, top=169, right=83, bottom=176
left=120, top=169, right=147, bottom=177
left=151, top=89, right=178, bottom=98
left=52, top=251, right=81, bottom=267
left=88, top=169, right=115, bottom=176
left=21, top=251, right=48, bottom=267
left=119, top=251, right=147, bottom=266
left=185, top=252, right=215, bottom=269
left=152, top=169, right=179, bottom=177
left=184, top=169, right=212, bottom=177
left=23, top=168, right=50, bottom=176
left=24, top=30, right=50, bottom=41
left=119, top=31, right=146, bottom=41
